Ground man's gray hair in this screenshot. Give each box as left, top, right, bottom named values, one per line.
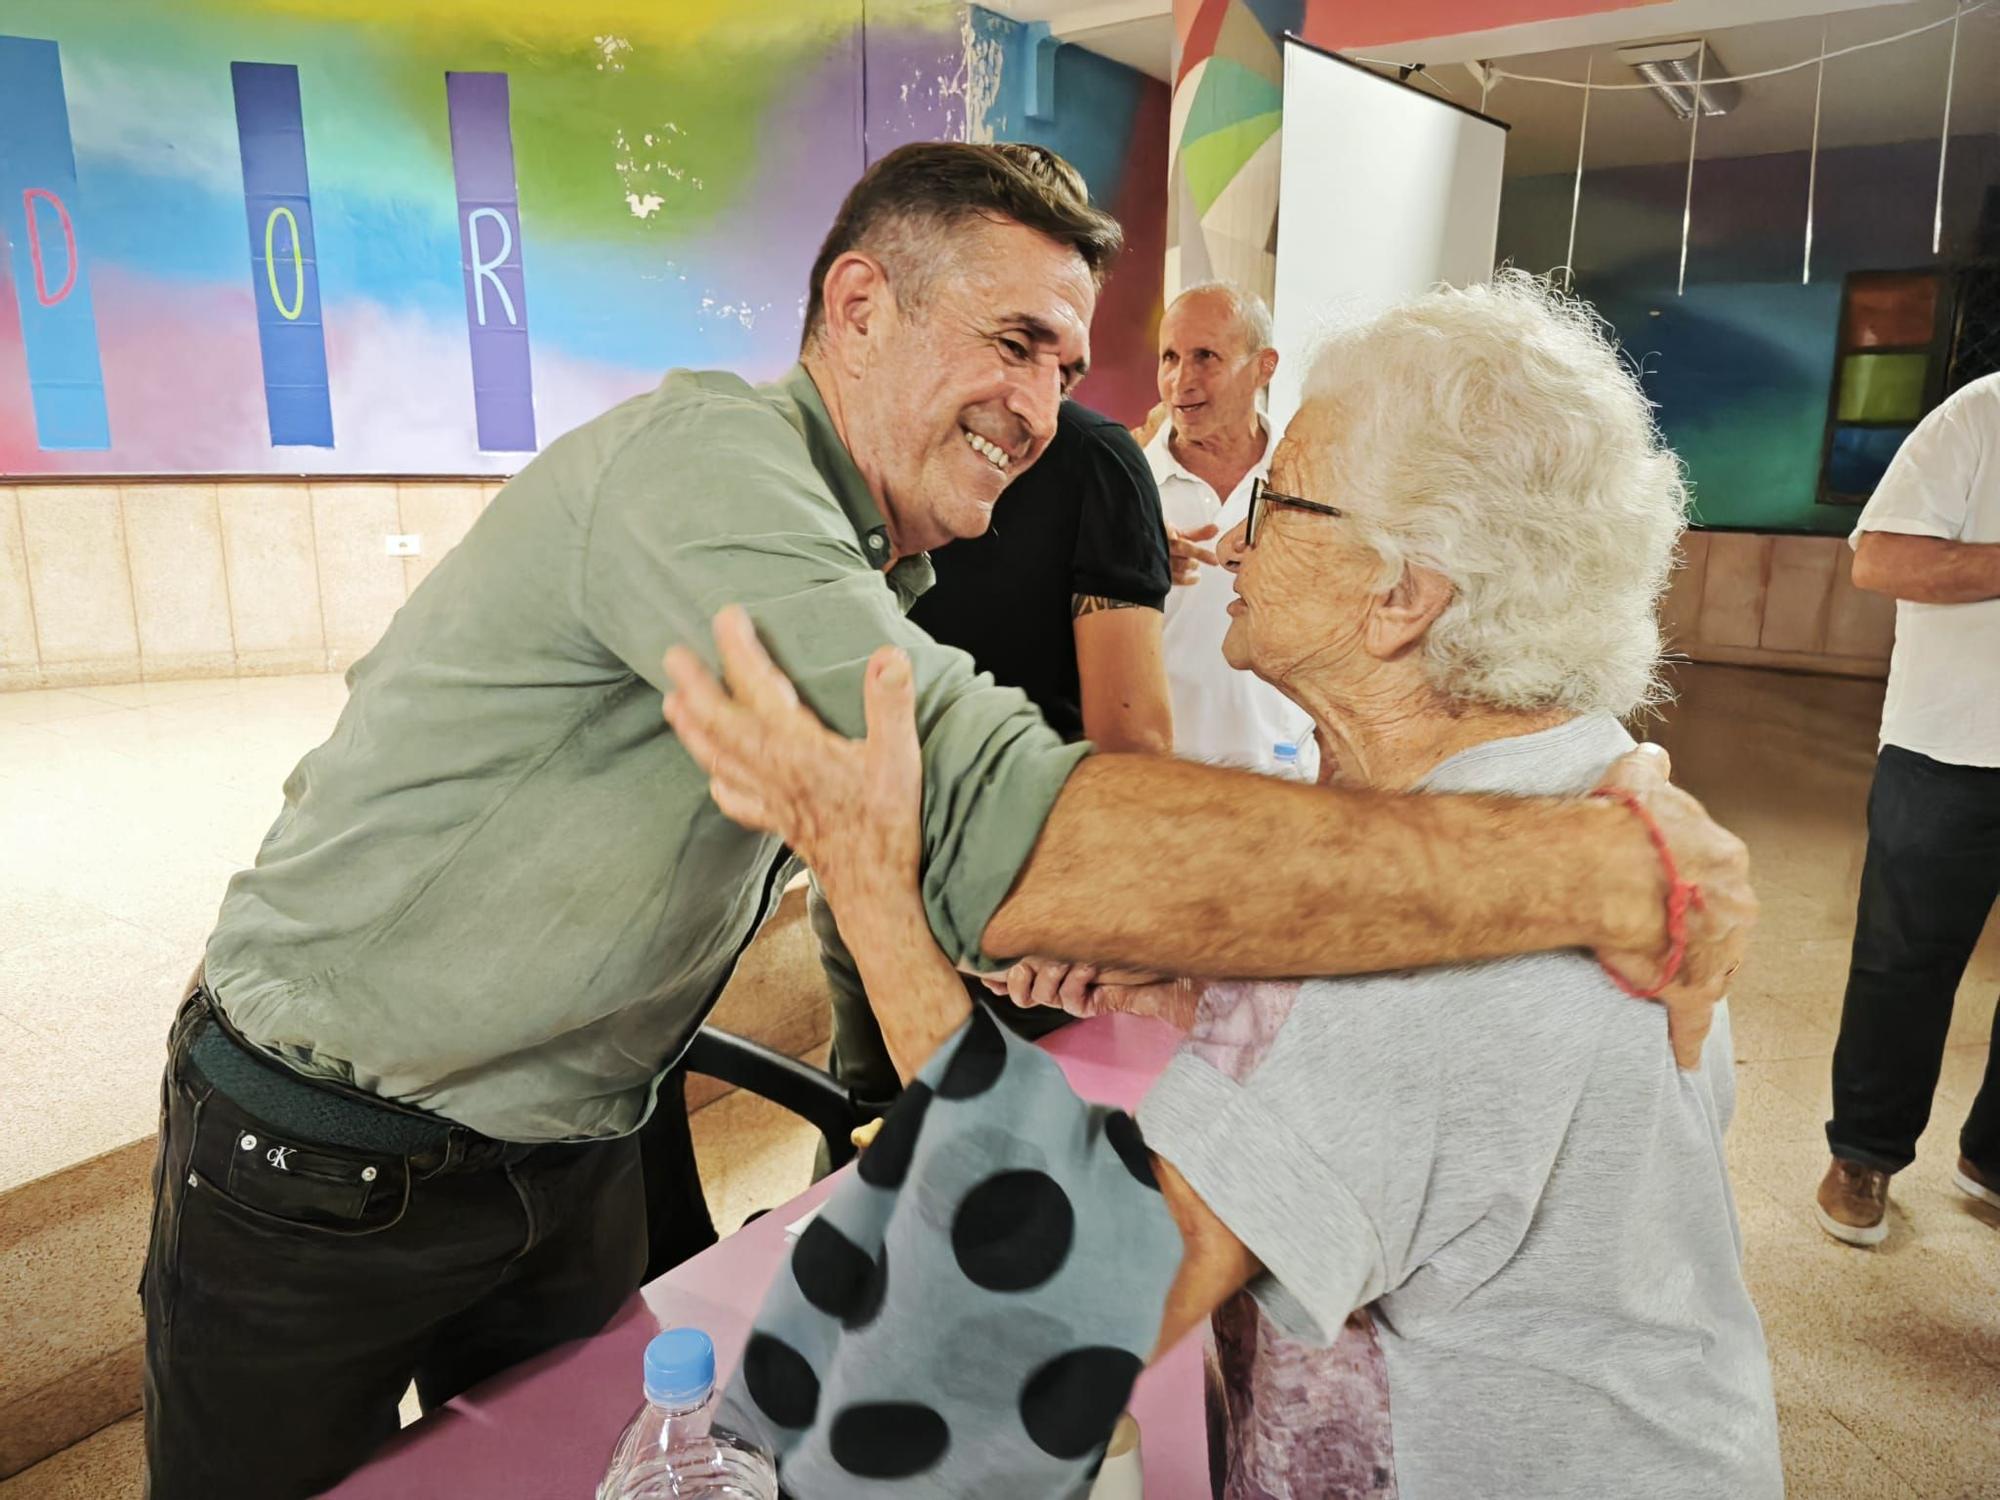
left=802, top=142, right=1122, bottom=349
left=1169, top=280, right=1274, bottom=353
left=1301, top=270, right=1688, bottom=718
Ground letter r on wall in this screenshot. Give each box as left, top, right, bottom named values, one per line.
left=468, top=207, right=517, bottom=328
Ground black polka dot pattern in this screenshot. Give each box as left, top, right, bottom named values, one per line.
left=856, top=1082, right=930, bottom=1190
left=935, top=1004, right=1006, bottom=1100
left=792, top=1217, right=876, bottom=1322
left=844, top=1244, right=887, bottom=1332
left=829, top=1401, right=951, bottom=1478
left=741, top=1332, right=820, bottom=1430
left=1019, top=1346, right=1145, bottom=1460
left=1103, top=1110, right=1159, bottom=1191
left=718, top=1003, right=1187, bottom=1496
left=951, top=1169, right=1074, bottom=1292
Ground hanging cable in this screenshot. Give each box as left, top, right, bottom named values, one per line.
left=1934, top=2, right=1964, bottom=254
left=1678, top=42, right=1705, bottom=297
left=1564, top=56, right=1593, bottom=293
left=1457, top=3, right=1993, bottom=92
left=1805, top=21, right=1827, bottom=285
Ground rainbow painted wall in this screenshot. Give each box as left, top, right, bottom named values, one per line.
left=0, top=0, right=1166, bottom=476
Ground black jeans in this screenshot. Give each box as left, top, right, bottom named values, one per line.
left=142, top=996, right=695, bottom=1500
left=1827, top=744, right=2000, bottom=1175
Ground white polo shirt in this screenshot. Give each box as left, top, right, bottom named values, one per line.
left=1849, top=372, right=2000, bottom=769
left=1146, top=421, right=1316, bottom=775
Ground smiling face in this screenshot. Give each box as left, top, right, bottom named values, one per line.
left=836, top=216, right=1096, bottom=555
left=1220, top=399, right=1381, bottom=691
left=1157, top=289, right=1273, bottom=446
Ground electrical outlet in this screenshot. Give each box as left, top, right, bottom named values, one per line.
left=385, top=534, right=422, bottom=557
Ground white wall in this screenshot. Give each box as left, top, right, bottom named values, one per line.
left=1269, top=41, right=1507, bottom=430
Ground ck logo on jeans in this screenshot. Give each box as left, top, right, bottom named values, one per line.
left=266, top=1145, right=294, bottom=1171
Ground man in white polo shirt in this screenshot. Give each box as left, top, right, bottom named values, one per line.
left=1816, top=370, right=2000, bottom=1247
left=1146, top=282, right=1316, bottom=774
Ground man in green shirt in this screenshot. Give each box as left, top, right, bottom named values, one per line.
left=144, top=143, right=1753, bottom=1499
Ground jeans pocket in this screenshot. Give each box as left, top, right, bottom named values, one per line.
left=222, top=1136, right=394, bottom=1226
left=191, top=1105, right=412, bottom=1239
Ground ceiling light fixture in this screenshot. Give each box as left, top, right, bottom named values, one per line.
left=1617, top=40, right=1739, bottom=120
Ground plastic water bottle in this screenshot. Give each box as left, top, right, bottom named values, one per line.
left=597, top=1328, right=779, bottom=1500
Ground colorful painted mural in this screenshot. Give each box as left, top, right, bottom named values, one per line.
left=971, top=10, right=1169, bottom=423
left=1167, top=0, right=1298, bottom=301
left=0, top=0, right=1163, bottom=475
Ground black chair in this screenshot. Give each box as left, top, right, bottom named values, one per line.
left=681, top=1024, right=871, bottom=1173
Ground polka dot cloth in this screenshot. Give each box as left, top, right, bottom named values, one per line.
left=717, top=1003, right=1183, bottom=1496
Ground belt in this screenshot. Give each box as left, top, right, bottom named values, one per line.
left=183, top=989, right=526, bottom=1167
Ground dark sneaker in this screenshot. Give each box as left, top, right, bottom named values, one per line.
left=1952, top=1155, right=2000, bottom=1212
left=1815, top=1156, right=1890, bottom=1246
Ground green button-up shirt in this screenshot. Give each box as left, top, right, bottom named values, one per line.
left=205, top=365, right=1087, bottom=1142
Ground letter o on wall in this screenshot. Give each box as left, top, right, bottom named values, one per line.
left=264, top=204, right=305, bottom=320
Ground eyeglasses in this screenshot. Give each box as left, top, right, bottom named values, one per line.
left=1246, top=477, right=1344, bottom=548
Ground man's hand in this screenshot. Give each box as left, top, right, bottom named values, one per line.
left=1167, top=522, right=1219, bottom=586
left=1593, top=744, right=1755, bottom=1069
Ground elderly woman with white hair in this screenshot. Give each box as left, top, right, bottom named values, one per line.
left=673, top=275, right=1783, bottom=1500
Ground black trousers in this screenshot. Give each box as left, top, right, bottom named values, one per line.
left=1827, top=744, right=2000, bottom=1175
left=143, top=997, right=712, bottom=1499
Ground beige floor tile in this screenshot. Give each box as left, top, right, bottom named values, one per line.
left=0, top=1414, right=142, bottom=1500
left=0, top=888, right=141, bottom=963
left=0, top=1145, right=150, bottom=1432
left=69, top=679, right=245, bottom=710
left=0, top=691, right=122, bottom=727
left=690, top=1070, right=825, bottom=1238
left=1728, top=991, right=1842, bottom=1064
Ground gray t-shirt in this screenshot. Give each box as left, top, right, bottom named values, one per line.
left=1140, top=714, right=1782, bottom=1500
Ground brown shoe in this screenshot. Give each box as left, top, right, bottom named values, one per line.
left=1953, top=1155, right=2000, bottom=1212
left=1815, top=1157, right=1890, bottom=1246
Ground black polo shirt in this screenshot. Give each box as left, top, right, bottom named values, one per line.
left=911, top=400, right=1171, bottom=741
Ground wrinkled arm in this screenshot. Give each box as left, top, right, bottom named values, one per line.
left=1150, top=1154, right=1262, bottom=1356
left=667, top=611, right=1752, bottom=1070
left=983, top=749, right=1742, bottom=1038
left=1851, top=530, right=2000, bottom=604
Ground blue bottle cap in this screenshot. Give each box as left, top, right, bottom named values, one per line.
left=644, top=1327, right=716, bottom=1406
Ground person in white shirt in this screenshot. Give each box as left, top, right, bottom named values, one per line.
left=1815, top=371, right=2000, bottom=1247
left=1146, top=282, right=1316, bottom=774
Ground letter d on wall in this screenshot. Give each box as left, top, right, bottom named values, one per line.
left=446, top=72, right=535, bottom=452
left=0, top=36, right=111, bottom=451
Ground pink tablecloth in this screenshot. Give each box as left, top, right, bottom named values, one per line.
left=327, top=1013, right=1204, bottom=1498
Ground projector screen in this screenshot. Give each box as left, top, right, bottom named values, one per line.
left=1269, top=40, right=1509, bottom=430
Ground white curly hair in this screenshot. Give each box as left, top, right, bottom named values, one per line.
left=1299, top=270, right=1688, bottom=717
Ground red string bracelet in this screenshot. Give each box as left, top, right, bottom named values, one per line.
left=1591, top=787, right=1705, bottom=999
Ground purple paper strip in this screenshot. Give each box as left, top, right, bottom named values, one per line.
left=445, top=71, right=535, bottom=452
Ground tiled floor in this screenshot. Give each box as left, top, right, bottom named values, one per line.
left=1, top=662, right=1996, bottom=1498
left=0, top=674, right=353, bottom=1192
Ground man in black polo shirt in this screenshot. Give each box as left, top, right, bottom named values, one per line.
left=914, top=399, right=1173, bottom=748
left=811, top=396, right=1174, bottom=1132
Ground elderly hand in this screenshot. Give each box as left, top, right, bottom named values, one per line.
left=661, top=606, right=920, bottom=905
left=1166, top=522, right=1219, bottom=586
left=1593, top=744, right=1755, bottom=1069
left=985, top=958, right=1201, bottom=1029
